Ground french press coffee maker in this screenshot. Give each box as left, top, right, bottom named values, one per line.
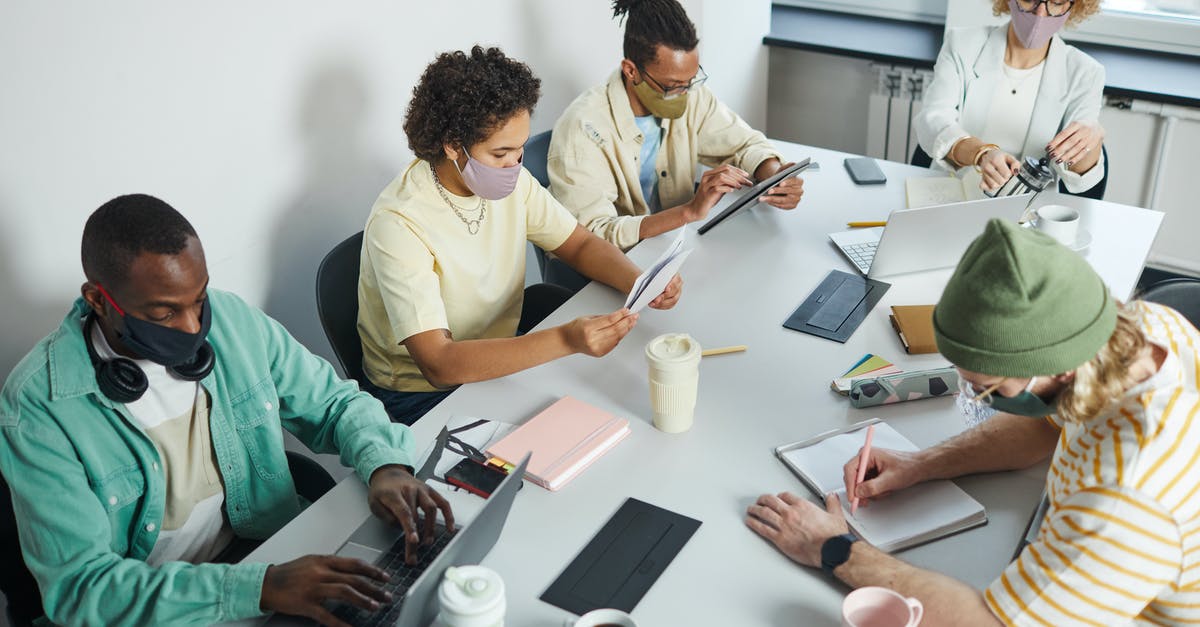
left=985, top=155, right=1055, bottom=198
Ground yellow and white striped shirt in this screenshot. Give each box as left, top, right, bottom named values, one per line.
left=986, top=301, right=1200, bottom=625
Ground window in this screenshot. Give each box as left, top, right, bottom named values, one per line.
left=1104, top=0, right=1200, bottom=20
left=1064, top=0, right=1200, bottom=56
left=774, top=0, right=946, bottom=25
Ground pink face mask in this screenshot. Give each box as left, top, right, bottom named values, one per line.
left=453, top=151, right=522, bottom=200
left=1009, top=0, right=1070, bottom=49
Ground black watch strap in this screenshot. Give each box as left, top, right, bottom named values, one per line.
left=820, top=532, right=859, bottom=576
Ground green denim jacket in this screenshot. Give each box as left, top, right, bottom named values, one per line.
left=0, top=290, right=414, bottom=626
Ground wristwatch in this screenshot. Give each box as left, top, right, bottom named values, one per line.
left=820, top=532, right=859, bottom=576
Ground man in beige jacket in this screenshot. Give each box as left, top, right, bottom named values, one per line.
left=548, top=0, right=805, bottom=251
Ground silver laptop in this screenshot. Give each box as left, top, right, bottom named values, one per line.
left=829, top=195, right=1030, bottom=278
left=268, top=453, right=529, bottom=627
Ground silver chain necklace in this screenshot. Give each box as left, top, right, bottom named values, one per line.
left=430, top=162, right=487, bottom=235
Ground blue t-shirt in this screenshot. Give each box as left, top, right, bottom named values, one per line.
left=634, top=114, right=662, bottom=213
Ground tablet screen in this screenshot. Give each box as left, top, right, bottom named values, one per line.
left=697, top=157, right=811, bottom=235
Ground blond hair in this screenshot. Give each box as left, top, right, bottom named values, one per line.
left=992, top=0, right=1102, bottom=27
left=1056, top=301, right=1148, bottom=425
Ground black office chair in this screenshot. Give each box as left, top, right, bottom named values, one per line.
left=1142, top=278, right=1200, bottom=329
left=910, top=144, right=1108, bottom=200
left=524, top=129, right=552, bottom=188
left=521, top=130, right=591, bottom=293
left=315, top=231, right=368, bottom=386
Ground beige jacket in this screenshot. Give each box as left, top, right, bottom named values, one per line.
left=548, top=70, right=782, bottom=249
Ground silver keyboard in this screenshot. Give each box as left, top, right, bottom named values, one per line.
left=841, top=241, right=877, bottom=274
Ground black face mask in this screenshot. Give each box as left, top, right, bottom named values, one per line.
left=98, top=285, right=212, bottom=367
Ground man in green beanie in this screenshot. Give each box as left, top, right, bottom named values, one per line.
left=745, top=219, right=1200, bottom=625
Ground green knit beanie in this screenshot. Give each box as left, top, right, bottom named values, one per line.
left=933, top=218, right=1117, bottom=377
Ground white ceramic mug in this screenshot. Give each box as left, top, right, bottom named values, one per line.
left=644, top=333, right=702, bottom=433
left=1033, top=204, right=1080, bottom=246
left=842, top=587, right=923, bottom=627
left=568, top=608, right=638, bottom=627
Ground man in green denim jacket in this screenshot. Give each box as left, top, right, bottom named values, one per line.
left=0, top=195, right=453, bottom=626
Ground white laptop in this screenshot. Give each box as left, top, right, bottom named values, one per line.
left=829, top=195, right=1030, bottom=278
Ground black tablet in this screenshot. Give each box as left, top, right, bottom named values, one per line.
left=697, top=157, right=811, bottom=235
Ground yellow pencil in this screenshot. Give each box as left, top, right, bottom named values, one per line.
left=701, top=345, right=747, bottom=357
left=847, top=221, right=887, bottom=228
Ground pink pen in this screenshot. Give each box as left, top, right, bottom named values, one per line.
left=850, top=425, right=876, bottom=515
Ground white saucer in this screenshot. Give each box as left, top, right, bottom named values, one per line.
left=1067, top=228, right=1092, bottom=251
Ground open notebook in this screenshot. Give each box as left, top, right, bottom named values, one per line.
left=775, top=419, right=986, bottom=552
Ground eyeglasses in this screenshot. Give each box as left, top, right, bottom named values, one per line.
left=637, top=65, right=708, bottom=99
left=1015, top=0, right=1074, bottom=17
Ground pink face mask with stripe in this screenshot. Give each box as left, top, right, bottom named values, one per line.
left=453, top=151, right=523, bottom=200
left=1009, top=0, right=1070, bottom=50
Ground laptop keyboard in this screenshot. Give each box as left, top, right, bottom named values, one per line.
left=841, top=241, right=877, bottom=274
left=330, top=524, right=455, bottom=627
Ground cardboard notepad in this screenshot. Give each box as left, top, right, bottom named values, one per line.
left=775, top=419, right=986, bottom=552
left=486, top=397, right=629, bottom=491
left=890, top=305, right=937, bottom=354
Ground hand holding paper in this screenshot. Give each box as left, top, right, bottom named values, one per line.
left=625, top=229, right=692, bottom=313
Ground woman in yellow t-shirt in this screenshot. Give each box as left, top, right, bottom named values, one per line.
left=357, top=46, right=682, bottom=424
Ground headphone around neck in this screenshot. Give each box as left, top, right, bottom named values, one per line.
left=84, top=313, right=215, bottom=403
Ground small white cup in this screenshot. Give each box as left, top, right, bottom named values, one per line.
left=645, top=333, right=702, bottom=433
left=1033, top=204, right=1080, bottom=246
left=434, top=565, right=505, bottom=627
left=569, top=608, right=638, bottom=627
left=842, top=587, right=923, bottom=627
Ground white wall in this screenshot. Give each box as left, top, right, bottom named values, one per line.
left=0, top=0, right=771, bottom=381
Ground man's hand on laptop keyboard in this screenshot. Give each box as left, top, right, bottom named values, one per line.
left=368, top=465, right=457, bottom=565
left=260, top=555, right=392, bottom=627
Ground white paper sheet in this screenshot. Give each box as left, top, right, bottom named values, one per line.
left=624, top=229, right=691, bottom=313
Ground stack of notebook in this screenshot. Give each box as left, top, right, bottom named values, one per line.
left=486, top=396, right=630, bottom=491
left=775, top=420, right=987, bottom=552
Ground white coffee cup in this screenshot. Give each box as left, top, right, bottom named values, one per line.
left=645, top=333, right=702, bottom=433
left=568, top=608, right=638, bottom=627
left=842, top=587, right=923, bottom=627
left=1033, top=204, right=1080, bottom=246
left=434, top=565, right=505, bottom=627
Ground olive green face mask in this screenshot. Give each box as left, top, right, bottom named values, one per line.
left=632, top=77, right=688, bottom=119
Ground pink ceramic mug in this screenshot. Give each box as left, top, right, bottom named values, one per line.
left=842, top=587, right=923, bottom=627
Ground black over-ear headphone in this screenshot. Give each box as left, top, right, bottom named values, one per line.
left=84, top=313, right=216, bottom=403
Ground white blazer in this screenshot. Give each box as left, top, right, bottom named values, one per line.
left=915, top=25, right=1106, bottom=192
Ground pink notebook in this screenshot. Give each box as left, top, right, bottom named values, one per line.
left=486, top=396, right=630, bottom=491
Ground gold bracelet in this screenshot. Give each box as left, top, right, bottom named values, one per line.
left=972, top=143, right=1000, bottom=171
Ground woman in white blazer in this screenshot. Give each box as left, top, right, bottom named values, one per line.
left=915, top=0, right=1107, bottom=198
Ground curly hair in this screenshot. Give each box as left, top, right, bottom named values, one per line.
left=613, top=0, right=698, bottom=68
left=1055, top=301, right=1149, bottom=425
left=403, top=46, right=541, bottom=163
left=992, top=0, right=1102, bottom=27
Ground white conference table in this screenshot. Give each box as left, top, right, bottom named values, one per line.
left=236, top=142, right=1163, bottom=626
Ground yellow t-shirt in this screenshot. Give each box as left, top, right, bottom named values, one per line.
left=986, top=301, right=1200, bottom=625
left=358, top=159, right=578, bottom=392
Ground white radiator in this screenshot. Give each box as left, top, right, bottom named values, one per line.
left=866, top=65, right=935, bottom=163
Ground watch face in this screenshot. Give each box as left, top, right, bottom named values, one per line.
left=821, top=533, right=858, bottom=574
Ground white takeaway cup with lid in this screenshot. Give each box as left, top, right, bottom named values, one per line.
left=434, top=565, right=505, bottom=627
left=645, top=333, right=702, bottom=433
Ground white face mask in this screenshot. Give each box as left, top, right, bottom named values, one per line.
left=957, top=376, right=999, bottom=428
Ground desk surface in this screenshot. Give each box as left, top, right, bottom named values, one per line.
left=236, top=144, right=1162, bottom=627
left=764, top=5, right=1200, bottom=109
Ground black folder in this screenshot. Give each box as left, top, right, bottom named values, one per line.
left=541, top=498, right=701, bottom=615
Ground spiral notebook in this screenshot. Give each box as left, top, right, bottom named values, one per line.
left=775, top=419, right=986, bottom=552
left=486, top=396, right=630, bottom=491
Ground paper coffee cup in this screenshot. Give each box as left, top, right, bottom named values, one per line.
left=1034, top=204, right=1080, bottom=246
left=842, top=587, right=923, bottom=627
left=645, top=333, right=701, bottom=433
